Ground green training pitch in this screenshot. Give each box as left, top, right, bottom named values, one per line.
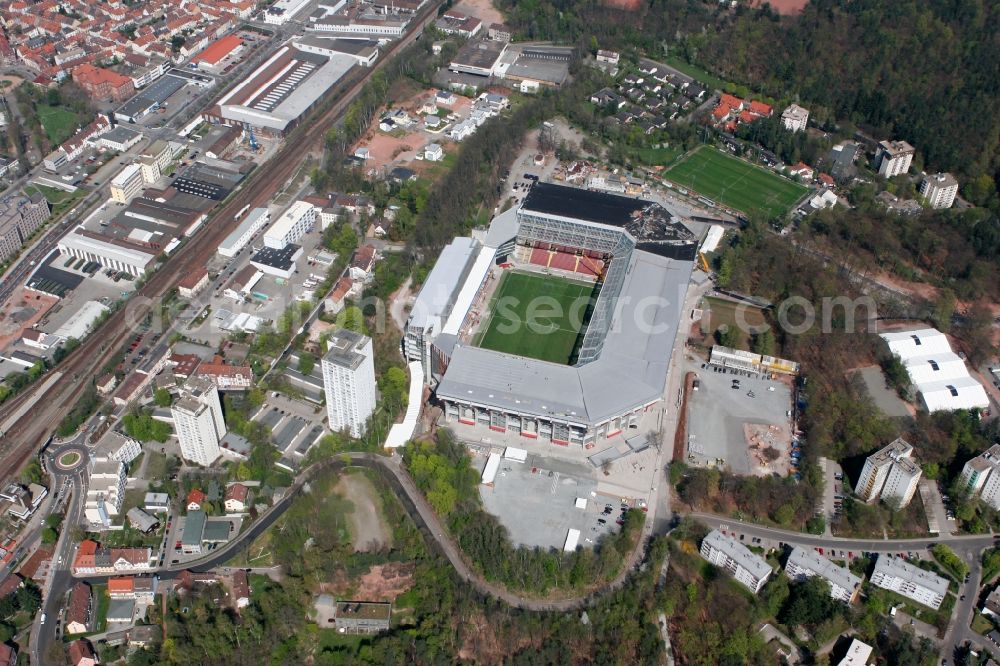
left=665, top=146, right=809, bottom=218
left=476, top=271, right=597, bottom=365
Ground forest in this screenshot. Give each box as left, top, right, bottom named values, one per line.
left=496, top=0, right=1000, bottom=185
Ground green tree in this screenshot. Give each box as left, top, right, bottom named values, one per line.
left=40, top=527, right=58, bottom=545
left=298, top=353, right=315, bottom=376
left=153, top=387, right=173, bottom=408
left=931, top=288, right=956, bottom=332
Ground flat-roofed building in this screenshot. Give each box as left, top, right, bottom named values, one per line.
left=870, top=555, right=947, bottom=609
left=959, top=444, right=1000, bottom=510
left=781, top=104, right=809, bottom=132
left=836, top=638, right=873, bottom=666
left=855, top=438, right=921, bottom=508
left=700, top=529, right=771, bottom=593
left=785, top=547, right=862, bottom=603
left=292, top=35, right=379, bottom=66
left=140, top=139, right=173, bottom=173
left=0, top=193, right=50, bottom=263
left=110, top=164, right=144, bottom=203
left=919, top=172, right=959, bottom=209
left=84, top=459, right=126, bottom=527
left=449, top=39, right=508, bottom=77
left=264, top=200, right=316, bottom=248
left=57, top=227, right=157, bottom=277
left=171, top=377, right=226, bottom=466
left=219, top=208, right=269, bottom=257
left=876, top=140, right=915, bottom=178
left=322, top=328, right=376, bottom=437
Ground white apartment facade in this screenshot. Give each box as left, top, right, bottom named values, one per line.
left=855, top=438, right=922, bottom=508
left=876, top=140, right=915, bottom=178
left=960, top=444, right=1000, bottom=510
left=171, top=377, right=226, bottom=466
left=700, top=529, right=772, bottom=593
left=263, top=200, right=316, bottom=249
left=781, top=104, right=809, bottom=132
left=919, top=172, right=958, bottom=209
left=84, top=459, right=127, bottom=527
left=321, top=328, right=377, bottom=438
left=870, top=555, right=948, bottom=609
left=784, top=547, right=862, bottom=603
left=110, top=164, right=144, bottom=203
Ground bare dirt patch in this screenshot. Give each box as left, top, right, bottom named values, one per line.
left=749, top=0, right=809, bottom=15
left=0, top=287, right=58, bottom=351
left=602, top=0, right=642, bottom=10
left=453, top=0, right=504, bottom=26
left=321, top=561, right=416, bottom=601
left=334, top=473, right=392, bottom=552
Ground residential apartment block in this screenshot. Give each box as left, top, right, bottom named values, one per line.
left=784, top=547, right=862, bottom=603
left=959, top=444, right=1000, bottom=510
left=781, top=104, right=809, bottom=132
left=84, top=459, right=127, bottom=527
left=699, top=529, right=772, bottom=593
left=855, top=438, right=922, bottom=508
left=171, top=377, right=226, bottom=466
left=919, top=172, right=959, bottom=209
left=0, top=193, right=50, bottom=263
left=869, top=555, right=947, bottom=610
left=321, top=328, right=377, bottom=438
left=876, top=140, right=915, bottom=178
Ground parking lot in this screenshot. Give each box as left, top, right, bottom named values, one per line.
left=685, top=357, right=795, bottom=476
left=475, top=450, right=624, bottom=551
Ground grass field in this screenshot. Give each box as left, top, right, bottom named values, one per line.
left=665, top=146, right=809, bottom=218
left=631, top=145, right=682, bottom=168
left=36, top=103, right=79, bottom=145
left=24, top=183, right=85, bottom=217
left=476, top=271, right=596, bottom=364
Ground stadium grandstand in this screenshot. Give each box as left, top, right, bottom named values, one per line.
left=406, top=182, right=697, bottom=448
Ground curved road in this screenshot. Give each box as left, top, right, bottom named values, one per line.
left=34, top=452, right=999, bottom=662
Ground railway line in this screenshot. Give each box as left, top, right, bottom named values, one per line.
left=0, top=3, right=443, bottom=478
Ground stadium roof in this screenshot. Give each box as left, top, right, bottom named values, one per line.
left=408, top=237, right=479, bottom=330
left=436, top=249, right=692, bottom=425
left=521, top=183, right=697, bottom=259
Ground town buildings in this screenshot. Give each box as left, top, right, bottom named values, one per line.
left=699, top=529, right=771, bottom=593
left=781, top=104, right=809, bottom=132
left=264, top=200, right=316, bottom=248
left=959, top=444, right=1000, bottom=510
left=875, top=140, right=915, bottom=178
left=0, top=193, right=50, bottom=263
left=870, top=555, right=948, bottom=610
left=855, top=438, right=922, bottom=508
left=110, top=164, right=145, bottom=204
left=321, top=328, right=377, bottom=438
left=784, top=547, right=862, bottom=603
left=84, top=459, right=127, bottom=527
left=171, top=377, right=226, bottom=466
left=919, top=172, right=959, bottom=209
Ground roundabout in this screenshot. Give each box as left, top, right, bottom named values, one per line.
left=48, top=439, right=88, bottom=474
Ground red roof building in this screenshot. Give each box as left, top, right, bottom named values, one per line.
left=69, top=639, right=97, bottom=666
left=72, top=540, right=99, bottom=574
left=748, top=100, right=772, bottom=117
left=186, top=489, right=206, bottom=510
left=720, top=93, right=743, bottom=111
left=819, top=172, right=835, bottom=187
left=108, top=576, right=135, bottom=598
left=72, top=63, right=134, bottom=102
left=169, top=353, right=202, bottom=378
left=196, top=356, right=253, bottom=390
left=712, top=104, right=731, bottom=121
left=738, top=109, right=754, bottom=124
left=191, top=34, right=243, bottom=66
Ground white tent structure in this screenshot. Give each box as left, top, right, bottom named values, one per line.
left=880, top=328, right=990, bottom=412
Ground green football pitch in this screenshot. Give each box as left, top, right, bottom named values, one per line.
left=664, top=146, right=809, bottom=218
left=476, top=271, right=597, bottom=364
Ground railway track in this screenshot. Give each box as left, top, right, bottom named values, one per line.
left=0, top=4, right=442, bottom=476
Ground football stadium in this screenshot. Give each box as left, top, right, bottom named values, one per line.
left=404, top=182, right=698, bottom=448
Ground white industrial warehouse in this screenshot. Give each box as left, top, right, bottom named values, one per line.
left=880, top=328, right=990, bottom=412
